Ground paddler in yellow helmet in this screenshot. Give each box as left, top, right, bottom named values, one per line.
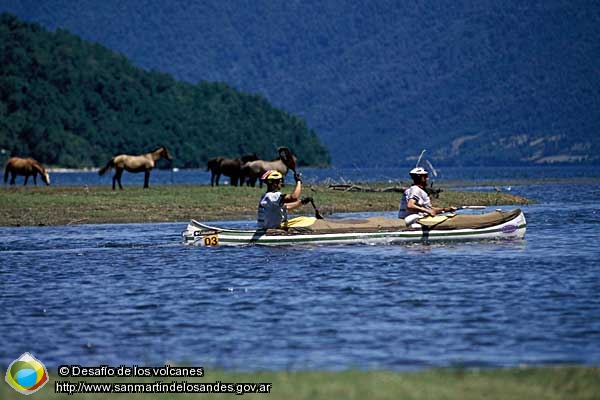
left=257, top=169, right=311, bottom=229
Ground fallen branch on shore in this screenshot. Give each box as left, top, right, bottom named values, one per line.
left=328, top=184, right=406, bottom=192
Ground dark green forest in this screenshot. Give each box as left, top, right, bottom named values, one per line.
left=0, top=13, right=330, bottom=168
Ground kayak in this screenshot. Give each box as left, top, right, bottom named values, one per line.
left=181, top=208, right=526, bottom=247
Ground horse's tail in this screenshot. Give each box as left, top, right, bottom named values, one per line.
left=3, top=161, right=10, bottom=183
left=98, top=158, right=115, bottom=176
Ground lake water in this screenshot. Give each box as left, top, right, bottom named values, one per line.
left=43, top=164, right=600, bottom=187
left=1, top=165, right=600, bottom=371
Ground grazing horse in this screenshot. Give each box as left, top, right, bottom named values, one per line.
left=207, top=153, right=258, bottom=186
left=241, top=150, right=296, bottom=188
left=4, top=157, right=51, bottom=186
left=98, top=146, right=172, bottom=189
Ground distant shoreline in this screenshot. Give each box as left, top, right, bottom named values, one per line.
left=46, top=167, right=99, bottom=173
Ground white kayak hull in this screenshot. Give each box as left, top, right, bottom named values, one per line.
left=182, top=209, right=527, bottom=247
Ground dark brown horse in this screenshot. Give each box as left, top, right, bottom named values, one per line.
left=207, top=153, right=258, bottom=186
left=4, top=157, right=50, bottom=186
left=206, top=157, right=225, bottom=186
left=98, top=146, right=172, bottom=189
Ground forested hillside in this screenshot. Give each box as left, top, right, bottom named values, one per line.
left=0, top=14, right=330, bottom=168
left=2, top=2, right=599, bottom=166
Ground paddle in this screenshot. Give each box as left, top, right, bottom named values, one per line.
left=439, top=206, right=486, bottom=217
left=278, top=146, right=324, bottom=219
left=307, top=197, right=325, bottom=220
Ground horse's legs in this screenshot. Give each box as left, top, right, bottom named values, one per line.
left=215, top=173, right=221, bottom=186
left=9, top=172, right=16, bottom=185
left=33, top=174, right=38, bottom=185
left=143, top=170, right=150, bottom=188
left=113, top=169, right=124, bottom=190
left=117, top=170, right=124, bottom=189
left=23, top=175, right=29, bottom=186
left=230, top=175, right=238, bottom=186
left=210, top=172, right=215, bottom=187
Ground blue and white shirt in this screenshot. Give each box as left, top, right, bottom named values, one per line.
left=258, top=191, right=288, bottom=229
left=398, top=185, right=432, bottom=219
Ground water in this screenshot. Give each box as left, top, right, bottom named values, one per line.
left=1, top=166, right=600, bottom=371
left=45, top=164, right=600, bottom=187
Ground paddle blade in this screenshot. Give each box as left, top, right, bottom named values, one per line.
left=424, top=159, right=438, bottom=177
left=285, top=216, right=317, bottom=228
left=310, top=199, right=325, bottom=219
left=278, top=147, right=296, bottom=172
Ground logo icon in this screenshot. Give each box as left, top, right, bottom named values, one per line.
left=501, top=224, right=518, bottom=234
left=5, top=352, right=49, bottom=395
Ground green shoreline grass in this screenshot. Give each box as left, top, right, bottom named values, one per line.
left=0, top=183, right=534, bottom=227
left=2, top=367, right=599, bottom=399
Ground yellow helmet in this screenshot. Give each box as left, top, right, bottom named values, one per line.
left=261, top=169, right=283, bottom=181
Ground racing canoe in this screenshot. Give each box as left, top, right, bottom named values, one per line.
left=181, top=208, right=526, bottom=247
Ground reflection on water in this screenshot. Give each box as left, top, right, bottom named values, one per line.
left=1, top=176, right=600, bottom=371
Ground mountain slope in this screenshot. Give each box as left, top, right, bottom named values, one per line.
left=2, top=0, right=599, bottom=166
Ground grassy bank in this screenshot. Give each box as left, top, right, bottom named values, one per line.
left=0, top=184, right=533, bottom=227
left=1, top=366, right=598, bottom=399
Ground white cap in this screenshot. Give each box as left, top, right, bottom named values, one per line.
left=409, top=167, right=428, bottom=175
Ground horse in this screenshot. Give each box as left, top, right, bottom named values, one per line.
left=206, top=157, right=225, bottom=186
left=241, top=150, right=296, bottom=188
left=98, top=146, right=173, bottom=189
left=4, top=157, right=51, bottom=186
left=207, top=153, right=258, bottom=186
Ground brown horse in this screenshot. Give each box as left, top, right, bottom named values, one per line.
left=4, top=157, right=51, bottom=186
left=207, top=153, right=258, bottom=186
left=98, top=146, right=173, bottom=189
left=241, top=148, right=296, bottom=188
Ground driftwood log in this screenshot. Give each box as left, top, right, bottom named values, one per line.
left=328, top=184, right=406, bottom=192
left=328, top=184, right=443, bottom=198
